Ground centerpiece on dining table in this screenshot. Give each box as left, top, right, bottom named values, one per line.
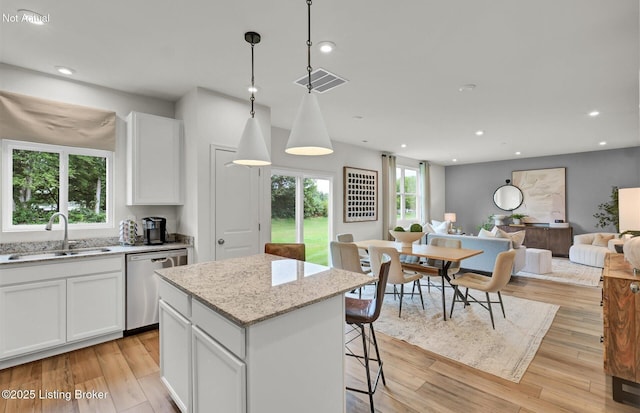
left=389, top=224, right=426, bottom=247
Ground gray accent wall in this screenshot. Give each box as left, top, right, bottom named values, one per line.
left=445, top=147, right=640, bottom=236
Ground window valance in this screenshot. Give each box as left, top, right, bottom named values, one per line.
left=0, top=90, right=116, bottom=151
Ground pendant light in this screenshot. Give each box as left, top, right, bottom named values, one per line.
left=234, top=31, right=271, bottom=166
left=285, top=0, right=333, bottom=156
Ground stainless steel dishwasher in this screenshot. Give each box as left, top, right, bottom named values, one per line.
left=125, top=248, right=188, bottom=334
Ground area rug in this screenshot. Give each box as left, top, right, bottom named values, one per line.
left=368, top=287, right=559, bottom=383
left=515, top=257, right=601, bottom=287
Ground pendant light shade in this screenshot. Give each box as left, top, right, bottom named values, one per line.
left=235, top=117, right=271, bottom=166
left=233, top=31, right=271, bottom=166
left=286, top=93, right=333, bottom=155
left=285, top=0, right=333, bottom=156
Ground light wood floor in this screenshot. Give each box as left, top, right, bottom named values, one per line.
left=1, top=276, right=639, bottom=412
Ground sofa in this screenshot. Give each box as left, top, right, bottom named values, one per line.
left=426, top=233, right=526, bottom=274
left=569, top=233, right=622, bottom=268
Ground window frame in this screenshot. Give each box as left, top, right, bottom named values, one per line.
left=396, top=165, right=421, bottom=222
left=2, top=139, right=114, bottom=232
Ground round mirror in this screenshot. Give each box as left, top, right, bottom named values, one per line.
left=493, top=180, right=524, bottom=211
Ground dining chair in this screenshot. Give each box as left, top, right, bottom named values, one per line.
left=345, top=259, right=391, bottom=413
left=369, top=245, right=424, bottom=317
left=330, top=241, right=372, bottom=297
left=264, top=243, right=306, bottom=261
left=336, top=233, right=370, bottom=269
left=449, top=249, right=517, bottom=329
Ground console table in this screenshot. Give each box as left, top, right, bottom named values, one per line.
left=498, top=225, right=572, bottom=257
left=603, top=253, right=640, bottom=406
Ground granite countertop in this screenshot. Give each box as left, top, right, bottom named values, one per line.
left=0, top=243, right=191, bottom=265
left=156, top=253, right=374, bottom=327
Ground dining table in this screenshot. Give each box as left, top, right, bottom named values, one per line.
left=353, top=239, right=483, bottom=320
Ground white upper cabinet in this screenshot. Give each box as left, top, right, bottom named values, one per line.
left=126, top=112, right=184, bottom=205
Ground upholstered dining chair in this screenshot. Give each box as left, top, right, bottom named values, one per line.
left=330, top=241, right=372, bottom=297
left=369, top=245, right=424, bottom=317
left=264, top=243, right=306, bottom=261
left=449, top=249, right=517, bottom=329
left=336, top=233, right=370, bottom=269
left=345, top=260, right=391, bottom=413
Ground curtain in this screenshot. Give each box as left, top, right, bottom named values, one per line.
left=381, top=153, right=397, bottom=240
left=419, top=161, right=431, bottom=224
left=0, top=90, right=116, bottom=151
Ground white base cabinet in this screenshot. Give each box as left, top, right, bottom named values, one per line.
left=0, top=279, right=66, bottom=358
left=159, top=279, right=345, bottom=413
left=192, top=326, right=246, bottom=413
left=159, top=299, right=191, bottom=413
left=67, top=271, right=123, bottom=342
left=0, top=256, right=124, bottom=368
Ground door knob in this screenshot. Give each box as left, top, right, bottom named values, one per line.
left=217, top=238, right=225, bottom=245
left=630, top=282, right=639, bottom=294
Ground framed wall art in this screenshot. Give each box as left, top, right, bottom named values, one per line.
left=343, top=166, right=378, bottom=222
left=511, top=167, right=566, bottom=224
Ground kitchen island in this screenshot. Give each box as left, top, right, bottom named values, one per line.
left=155, top=253, right=373, bottom=413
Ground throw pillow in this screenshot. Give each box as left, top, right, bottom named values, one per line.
left=432, top=220, right=450, bottom=234
left=593, top=233, right=614, bottom=247
left=495, top=228, right=526, bottom=248
left=491, top=226, right=500, bottom=236
left=478, top=228, right=495, bottom=238
left=422, top=223, right=435, bottom=234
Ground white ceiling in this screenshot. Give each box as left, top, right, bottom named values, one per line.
left=1, top=0, right=638, bottom=165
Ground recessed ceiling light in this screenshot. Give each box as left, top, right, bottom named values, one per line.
left=401, top=144, right=407, bottom=148
left=515, top=151, right=521, bottom=155
left=452, top=158, right=457, bottom=162
left=458, top=84, right=476, bottom=92
left=599, top=141, right=607, bottom=146
left=55, top=66, right=76, bottom=75
left=17, top=9, right=48, bottom=25
left=589, top=110, right=600, bottom=117
left=361, top=139, right=368, bottom=143
left=318, top=41, right=335, bottom=54
left=475, top=130, right=484, bottom=136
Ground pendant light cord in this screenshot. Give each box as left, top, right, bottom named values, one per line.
left=306, top=0, right=313, bottom=93
left=250, top=41, right=256, bottom=118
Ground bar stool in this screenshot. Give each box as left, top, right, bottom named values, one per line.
left=264, top=243, right=305, bottom=261
left=345, top=260, right=391, bottom=413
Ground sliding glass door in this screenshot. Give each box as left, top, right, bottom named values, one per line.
left=271, top=170, right=332, bottom=265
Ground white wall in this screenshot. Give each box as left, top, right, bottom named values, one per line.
left=0, top=64, right=179, bottom=243
left=175, top=87, right=271, bottom=262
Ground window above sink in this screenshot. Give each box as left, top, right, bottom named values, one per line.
left=2, top=140, right=114, bottom=232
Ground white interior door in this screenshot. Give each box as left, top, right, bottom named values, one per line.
left=212, top=147, right=261, bottom=260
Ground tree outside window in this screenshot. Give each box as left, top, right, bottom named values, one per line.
left=3, top=140, right=112, bottom=229
left=396, top=167, right=419, bottom=221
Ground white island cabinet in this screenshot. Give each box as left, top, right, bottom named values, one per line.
left=0, top=256, right=124, bottom=368
left=156, top=254, right=373, bottom=413
left=126, top=111, right=183, bottom=205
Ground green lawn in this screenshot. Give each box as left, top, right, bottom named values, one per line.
left=271, top=217, right=329, bottom=265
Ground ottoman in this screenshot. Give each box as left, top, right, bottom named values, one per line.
left=522, top=248, right=552, bottom=274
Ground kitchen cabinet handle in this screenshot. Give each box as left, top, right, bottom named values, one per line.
left=630, top=283, right=639, bottom=294
left=217, top=238, right=225, bottom=245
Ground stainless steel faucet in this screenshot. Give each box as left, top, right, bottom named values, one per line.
left=45, top=212, right=70, bottom=252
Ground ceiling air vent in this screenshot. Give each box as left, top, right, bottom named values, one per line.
left=294, top=68, right=347, bottom=93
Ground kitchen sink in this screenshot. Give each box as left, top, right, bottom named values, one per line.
left=7, top=248, right=112, bottom=261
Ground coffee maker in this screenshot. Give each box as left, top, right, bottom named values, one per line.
left=142, top=217, right=166, bottom=245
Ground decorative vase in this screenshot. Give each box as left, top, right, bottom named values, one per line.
left=512, top=218, right=521, bottom=225
left=389, top=231, right=425, bottom=248
left=623, top=237, right=640, bottom=275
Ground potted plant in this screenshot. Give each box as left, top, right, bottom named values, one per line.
left=510, top=213, right=527, bottom=225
